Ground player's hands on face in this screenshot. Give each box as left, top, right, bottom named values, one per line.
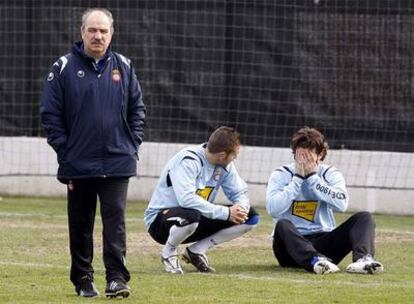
left=295, top=148, right=319, bottom=177
left=228, top=204, right=248, bottom=224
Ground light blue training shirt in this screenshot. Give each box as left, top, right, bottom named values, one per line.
left=144, top=144, right=250, bottom=230
left=266, top=163, right=349, bottom=235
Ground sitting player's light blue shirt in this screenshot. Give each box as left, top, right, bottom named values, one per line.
left=266, top=163, right=349, bottom=235
left=144, top=144, right=250, bottom=230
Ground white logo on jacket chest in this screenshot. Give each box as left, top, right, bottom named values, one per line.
left=47, top=72, right=54, bottom=81
left=77, top=70, right=85, bottom=78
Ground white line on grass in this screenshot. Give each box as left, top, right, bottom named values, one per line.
left=3, top=260, right=414, bottom=290
left=0, top=260, right=105, bottom=271
left=0, top=260, right=69, bottom=269
left=0, top=212, right=64, bottom=218
left=0, top=212, right=144, bottom=222
left=213, top=273, right=414, bottom=289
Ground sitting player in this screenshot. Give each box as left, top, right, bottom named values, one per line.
left=266, top=126, right=383, bottom=274
left=144, top=126, right=259, bottom=274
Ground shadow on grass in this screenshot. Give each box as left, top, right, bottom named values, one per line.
left=214, top=263, right=308, bottom=276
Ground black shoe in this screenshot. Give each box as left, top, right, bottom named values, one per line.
left=75, top=277, right=99, bottom=297
left=105, top=279, right=130, bottom=298
left=182, top=247, right=216, bottom=273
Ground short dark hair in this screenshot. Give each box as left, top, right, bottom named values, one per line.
left=81, top=8, right=114, bottom=34
left=290, top=126, right=329, bottom=161
left=207, top=126, right=240, bottom=154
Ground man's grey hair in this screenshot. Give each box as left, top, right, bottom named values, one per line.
left=81, top=8, right=114, bottom=34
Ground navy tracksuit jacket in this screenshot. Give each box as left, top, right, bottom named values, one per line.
left=40, top=41, right=146, bottom=182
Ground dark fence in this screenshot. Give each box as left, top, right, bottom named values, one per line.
left=1, top=0, right=413, bottom=151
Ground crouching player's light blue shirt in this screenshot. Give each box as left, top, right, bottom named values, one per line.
left=266, top=163, right=349, bottom=235
left=144, top=144, right=250, bottom=230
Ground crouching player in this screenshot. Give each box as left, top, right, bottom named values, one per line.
left=266, top=126, right=383, bottom=275
left=144, top=126, right=259, bottom=274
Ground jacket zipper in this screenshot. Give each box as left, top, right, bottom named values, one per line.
left=92, top=61, right=105, bottom=177
left=97, top=58, right=112, bottom=178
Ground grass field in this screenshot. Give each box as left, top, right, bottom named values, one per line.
left=1, top=196, right=414, bottom=303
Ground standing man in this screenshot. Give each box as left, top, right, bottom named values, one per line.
left=144, top=126, right=259, bottom=274
left=40, top=8, right=145, bottom=298
left=266, top=127, right=383, bottom=275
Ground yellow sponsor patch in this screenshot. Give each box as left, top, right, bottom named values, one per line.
left=196, top=186, right=214, bottom=200
left=292, top=201, right=318, bottom=222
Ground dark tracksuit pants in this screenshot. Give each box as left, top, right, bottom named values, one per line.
left=272, top=211, right=375, bottom=272
left=67, top=177, right=130, bottom=285
left=149, top=206, right=260, bottom=245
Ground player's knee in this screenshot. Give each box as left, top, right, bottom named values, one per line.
left=184, top=209, right=202, bottom=224
left=354, top=211, right=375, bottom=227
left=275, top=219, right=294, bottom=235
left=355, top=211, right=372, bottom=220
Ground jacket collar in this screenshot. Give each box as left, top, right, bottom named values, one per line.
left=73, top=41, right=112, bottom=72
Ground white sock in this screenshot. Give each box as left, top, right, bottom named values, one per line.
left=161, top=223, right=198, bottom=258
left=188, top=223, right=255, bottom=254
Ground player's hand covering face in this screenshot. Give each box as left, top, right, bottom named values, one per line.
left=294, top=147, right=321, bottom=176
